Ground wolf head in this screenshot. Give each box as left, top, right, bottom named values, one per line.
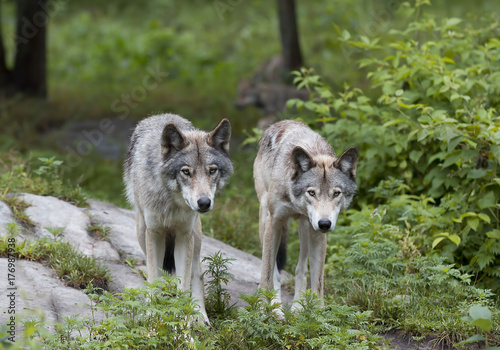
left=291, top=146, right=358, bottom=232
left=235, top=79, right=259, bottom=109
left=160, top=119, right=233, bottom=213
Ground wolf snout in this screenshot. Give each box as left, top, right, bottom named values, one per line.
left=318, top=219, right=332, bottom=231
left=197, top=197, right=212, bottom=212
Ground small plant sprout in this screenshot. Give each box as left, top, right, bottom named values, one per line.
left=45, top=226, right=65, bottom=240
left=87, top=213, right=111, bottom=240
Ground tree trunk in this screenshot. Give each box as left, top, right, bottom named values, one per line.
left=12, top=0, right=48, bottom=98
left=277, top=0, right=303, bottom=80
left=0, top=2, right=10, bottom=87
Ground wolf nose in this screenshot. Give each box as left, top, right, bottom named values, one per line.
left=197, top=197, right=211, bottom=211
left=318, top=219, right=332, bottom=231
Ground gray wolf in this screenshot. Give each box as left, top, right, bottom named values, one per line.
left=235, top=54, right=309, bottom=129
left=254, top=120, right=358, bottom=311
left=235, top=80, right=310, bottom=128
left=124, top=113, right=233, bottom=324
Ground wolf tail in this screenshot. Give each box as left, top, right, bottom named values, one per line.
left=163, top=235, right=175, bottom=274
left=276, top=221, right=289, bottom=271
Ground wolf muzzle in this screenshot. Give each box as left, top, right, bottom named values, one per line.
left=318, top=219, right=332, bottom=232
left=197, top=197, right=211, bottom=213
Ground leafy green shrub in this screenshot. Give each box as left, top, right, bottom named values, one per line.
left=322, top=179, right=499, bottom=343
left=37, top=278, right=207, bottom=349
left=210, top=288, right=379, bottom=349
left=202, top=250, right=236, bottom=320
left=291, top=9, right=500, bottom=291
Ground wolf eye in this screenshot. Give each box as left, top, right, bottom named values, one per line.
left=333, top=191, right=341, bottom=197
left=307, top=190, right=316, bottom=197
left=209, top=168, right=218, bottom=175
left=181, top=169, right=190, bottom=176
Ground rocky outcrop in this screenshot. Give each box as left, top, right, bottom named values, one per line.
left=0, top=194, right=292, bottom=329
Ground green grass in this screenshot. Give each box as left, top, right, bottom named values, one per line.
left=87, top=214, right=112, bottom=241
left=0, top=223, right=110, bottom=290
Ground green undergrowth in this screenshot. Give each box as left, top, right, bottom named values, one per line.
left=0, top=223, right=110, bottom=291
left=3, top=250, right=499, bottom=349
left=325, top=194, right=500, bottom=345
left=1, top=269, right=382, bottom=350
left=87, top=214, right=111, bottom=241
left=0, top=152, right=88, bottom=208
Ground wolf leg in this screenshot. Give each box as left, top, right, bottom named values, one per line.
left=260, top=214, right=287, bottom=315
left=136, top=210, right=146, bottom=255
left=191, top=217, right=209, bottom=324
left=145, top=228, right=167, bottom=281
left=308, top=228, right=327, bottom=302
left=258, top=193, right=269, bottom=243
left=293, top=218, right=310, bottom=311
left=174, top=228, right=194, bottom=292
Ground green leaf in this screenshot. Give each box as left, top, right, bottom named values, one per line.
left=468, top=168, right=486, bottom=179
left=409, top=150, right=423, bottom=163
left=477, top=213, right=490, bottom=223
left=383, top=119, right=406, bottom=127
left=444, top=18, right=462, bottom=28
left=455, top=334, right=486, bottom=346
left=460, top=212, right=478, bottom=219
left=448, top=234, right=461, bottom=246
left=432, top=237, right=446, bottom=249
left=396, top=102, right=412, bottom=109
left=486, top=230, right=500, bottom=239
left=442, top=151, right=462, bottom=168
left=467, top=217, right=479, bottom=231
left=469, top=305, right=491, bottom=321
left=471, top=318, right=493, bottom=332
left=491, top=145, right=500, bottom=162
left=478, top=191, right=497, bottom=209
left=417, top=128, right=429, bottom=142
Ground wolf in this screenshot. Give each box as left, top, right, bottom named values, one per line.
left=235, top=80, right=310, bottom=129
left=123, top=113, right=233, bottom=324
left=254, top=120, right=358, bottom=311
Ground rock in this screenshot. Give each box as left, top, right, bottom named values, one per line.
left=20, top=194, right=120, bottom=261
left=88, top=199, right=145, bottom=262
left=0, top=200, right=14, bottom=236
left=104, top=262, right=145, bottom=291
left=0, top=259, right=103, bottom=332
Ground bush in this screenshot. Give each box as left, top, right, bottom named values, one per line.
left=291, top=8, right=500, bottom=292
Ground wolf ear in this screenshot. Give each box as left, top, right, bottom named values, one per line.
left=208, top=118, right=231, bottom=154
left=161, top=123, right=187, bottom=158
left=292, top=146, right=314, bottom=177
left=335, top=146, right=358, bottom=180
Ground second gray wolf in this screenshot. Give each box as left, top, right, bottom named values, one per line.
left=254, top=120, right=358, bottom=311
left=235, top=54, right=309, bottom=129
left=123, top=113, right=233, bottom=324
